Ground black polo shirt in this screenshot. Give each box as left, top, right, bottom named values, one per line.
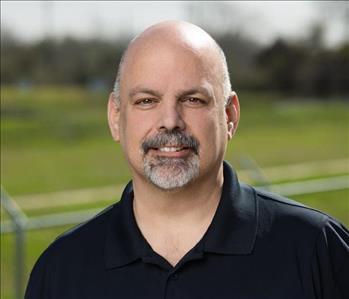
left=25, top=161, right=349, bottom=299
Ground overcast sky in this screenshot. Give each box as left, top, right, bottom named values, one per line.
left=1, top=1, right=348, bottom=46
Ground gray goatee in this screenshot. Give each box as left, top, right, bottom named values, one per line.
left=142, top=130, right=200, bottom=190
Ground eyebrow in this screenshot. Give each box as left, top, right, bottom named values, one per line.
left=128, top=86, right=163, bottom=98
left=128, top=85, right=213, bottom=100
left=175, top=87, right=213, bottom=99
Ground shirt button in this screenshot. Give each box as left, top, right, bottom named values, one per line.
left=171, top=273, right=179, bottom=280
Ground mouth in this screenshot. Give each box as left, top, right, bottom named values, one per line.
left=157, top=146, right=189, bottom=152
left=142, top=131, right=200, bottom=157
left=148, top=145, right=192, bottom=157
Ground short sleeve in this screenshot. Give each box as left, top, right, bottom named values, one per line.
left=311, top=217, right=349, bottom=299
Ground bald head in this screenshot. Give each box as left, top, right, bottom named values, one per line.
left=113, top=21, right=231, bottom=105
left=128, top=21, right=218, bottom=53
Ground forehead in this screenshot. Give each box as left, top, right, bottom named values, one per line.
left=121, top=40, right=221, bottom=95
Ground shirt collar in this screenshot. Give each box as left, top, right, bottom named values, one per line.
left=202, top=160, right=258, bottom=255
left=105, top=161, right=258, bottom=269
left=105, top=182, right=151, bottom=269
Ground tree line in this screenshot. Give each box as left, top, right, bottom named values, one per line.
left=1, top=32, right=348, bottom=99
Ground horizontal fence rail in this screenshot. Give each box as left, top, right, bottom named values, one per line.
left=2, top=175, right=348, bottom=234
left=261, top=175, right=349, bottom=196
left=1, top=208, right=103, bottom=234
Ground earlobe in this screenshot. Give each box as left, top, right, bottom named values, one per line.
left=107, top=92, right=121, bottom=142
left=227, top=122, right=234, bottom=140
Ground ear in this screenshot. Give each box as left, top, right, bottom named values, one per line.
left=107, top=92, right=121, bottom=142
left=225, top=91, right=240, bottom=140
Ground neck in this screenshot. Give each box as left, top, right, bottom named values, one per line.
left=131, top=164, right=224, bottom=266
left=132, top=164, right=224, bottom=224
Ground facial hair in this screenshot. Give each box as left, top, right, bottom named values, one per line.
left=141, top=130, right=200, bottom=190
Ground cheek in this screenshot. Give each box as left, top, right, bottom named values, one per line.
left=185, top=111, right=224, bottom=150
left=120, top=111, right=152, bottom=153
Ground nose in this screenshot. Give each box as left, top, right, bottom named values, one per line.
left=157, top=100, right=186, bottom=132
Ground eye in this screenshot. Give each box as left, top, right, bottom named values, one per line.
left=134, top=98, right=158, bottom=107
left=181, top=97, right=206, bottom=106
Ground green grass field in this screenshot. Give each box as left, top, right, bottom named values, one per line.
left=1, top=86, right=349, bottom=299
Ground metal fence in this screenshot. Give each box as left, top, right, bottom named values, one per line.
left=1, top=166, right=349, bottom=299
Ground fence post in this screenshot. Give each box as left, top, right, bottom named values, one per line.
left=238, top=155, right=271, bottom=189
left=1, top=187, right=28, bottom=299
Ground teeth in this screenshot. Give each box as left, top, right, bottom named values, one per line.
left=159, top=147, right=182, bottom=152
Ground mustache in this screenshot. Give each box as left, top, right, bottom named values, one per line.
left=142, top=130, right=200, bottom=155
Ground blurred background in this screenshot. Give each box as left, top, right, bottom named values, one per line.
left=1, top=1, right=348, bottom=299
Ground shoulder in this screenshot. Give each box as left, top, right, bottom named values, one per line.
left=249, top=184, right=348, bottom=253
left=25, top=202, right=122, bottom=298
left=38, top=202, right=120, bottom=265
left=56, top=203, right=116, bottom=241
left=246, top=185, right=348, bottom=243
left=253, top=185, right=333, bottom=227
left=248, top=186, right=349, bottom=296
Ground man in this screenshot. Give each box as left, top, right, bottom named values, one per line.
left=25, top=21, right=348, bottom=299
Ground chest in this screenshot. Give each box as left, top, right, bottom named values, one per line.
left=51, top=252, right=314, bottom=299
left=148, top=233, right=203, bottom=266
left=140, top=221, right=211, bottom=266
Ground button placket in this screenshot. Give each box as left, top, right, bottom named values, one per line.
left=164, top=271, right=180, bottom=299
left=170, top=273, right=179, bottom=280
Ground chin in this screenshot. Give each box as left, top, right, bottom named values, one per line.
left=144, top=156, right=200, bottom=191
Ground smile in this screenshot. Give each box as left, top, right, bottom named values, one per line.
left=158, top=146, right=187, bottom=152
left=148, top=146, right=192, bottom=158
